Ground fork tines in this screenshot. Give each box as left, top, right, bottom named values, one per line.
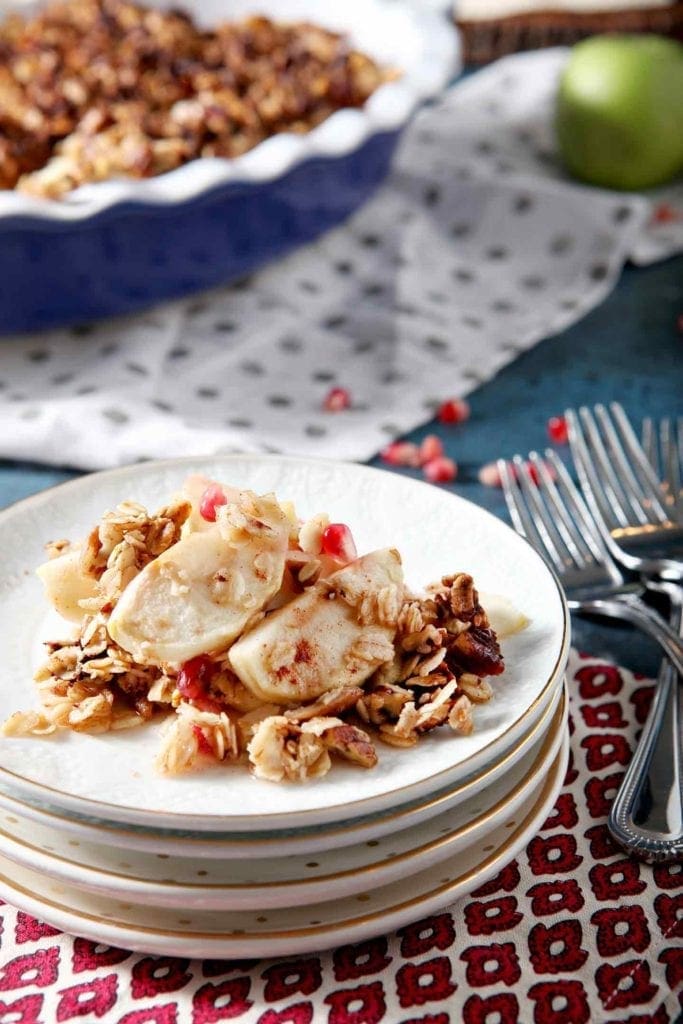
left=498, top=451, right=613, bottom=580
left=566, top=402, right=674, bottom=533
left=642, top=415, right=683, bottom=517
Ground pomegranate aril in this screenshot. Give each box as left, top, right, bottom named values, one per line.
left=177, top=655, right=214, bottom=702
left=419, top=434, right=444, bottom=464
left=380, top=441, right=421, bottom=467
left=547, top=415, right=568, bottom=444
left=477, top=459, right=555, bottom=488
left=423, top=456, right=457, bottom=484
left=200, top=483, right=228, bottom=522
left=437, top=398, right=470, bottom=425
left=652, top=203, right=682, bottom=225
left=478, top=462, right=503, bottom=488
left=525, top=459, right=557, bottom=485
left=193, top=725, right=214, bottom=757
left=323, top=387, right=351, bottom=412
left=321, top=523, right=357, bottom=562
left=677, top=312, right=683, bottom=334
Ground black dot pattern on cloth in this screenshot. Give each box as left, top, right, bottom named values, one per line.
left=103, top=408, right=129, bottom=424
left=280, top=337, right=303, bottom=353
left=0, top=48, right=657, bottom=471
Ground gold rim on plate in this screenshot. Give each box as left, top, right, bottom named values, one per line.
left=0, top=733, right=568, bottom=944
left=0, top=687, right=567, bottom=896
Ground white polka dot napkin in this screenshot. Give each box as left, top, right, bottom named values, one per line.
left=1, top=48, right=678, bottom=471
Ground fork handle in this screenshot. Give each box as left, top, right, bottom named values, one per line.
left=608, top=590, right=683, bottom=863
left=576, top=595, right=683, bottom=678
left=608, top=661, right=682, bottom=862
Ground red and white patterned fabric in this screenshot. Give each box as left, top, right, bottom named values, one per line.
left=0, top=650, right=680, bottom=1024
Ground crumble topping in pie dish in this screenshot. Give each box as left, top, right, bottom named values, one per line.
left=0, top=0, right=389, bottom=198
left=2, top=476, right=514, bottom=783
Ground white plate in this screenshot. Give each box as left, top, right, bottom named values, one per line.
left=0, top=686, right=567, bottom=909
left=0, top=455, right=569, bottom=830
left=0, top=732, right=568, bottom=957
left=0, top=676, right=564, bottom=860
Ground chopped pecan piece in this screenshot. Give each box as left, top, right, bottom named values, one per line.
left=357, top=683, right=412, bottom=725
left=448, top=626, right=505, bottom=677
left=321, top=723, right=377, bottom=768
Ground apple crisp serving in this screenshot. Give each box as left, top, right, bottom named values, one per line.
left=0, top=0, right=388, bottom=198
left=2, top=477, right=510, bottom=782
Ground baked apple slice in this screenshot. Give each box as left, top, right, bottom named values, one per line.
left=229, top=547, right=403, bottom=704
left=108, top=492, right=290, bottom=665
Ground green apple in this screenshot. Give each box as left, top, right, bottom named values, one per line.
left=556, top=34, right=683, bottom=190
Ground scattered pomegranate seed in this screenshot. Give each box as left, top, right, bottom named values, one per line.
left=199, top=483, right=228, bottom=522
left=437, top=398, right=470, bottom=425
left=192, top=725, right=215, bottom=757
left=478, top=459, right=556, bottom=487
left=419, top=434, right=444, bottom=464
left=528, top=459, right=557, bottom=484
left=478, top=461, right=503, bottom=487
left=677, top=313, right=683, bottom=334
left=177, top=655, right=214, bottom=702
left=323, top=387, right=351, bottom=412
left=380, top=441, right=421, bottom=467
left=321, top=523, right=357, bottom=562
left=547, top=415, right=568, bottom=444
left=651, top=203, right=682, bottom=225
left=423, top=456, right=458, bottom=484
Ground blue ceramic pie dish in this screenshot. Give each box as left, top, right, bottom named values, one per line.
left=0, top=0, right=459, bottom=335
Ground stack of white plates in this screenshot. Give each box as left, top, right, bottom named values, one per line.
left=0, top=456, right=570, bottom=957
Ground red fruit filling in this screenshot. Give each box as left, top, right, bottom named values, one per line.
left=323, top=387, right=351, bottom=412
left=177, top=655, right=215, bottom=702
left=478, top=462, right=502, bottom=488
left=321, top=523, right=357, bottom=562
left=199, top=483, right=228, bottom=522
left=437, top=398, right=470, bottom=425
left=547, top=415, right=568, bottom=444
left=652, top=203, right=682, bottom=225
left=380, top=441, right=421, bottom=467
left=423, top=456, right=457, bottom=484
left=478, top=459, right=555, bottom=488
left=419, top=434, right=444, bottom=463
left=192, top=725, right=214, bottom=757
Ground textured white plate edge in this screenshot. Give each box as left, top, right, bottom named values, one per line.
left=0, top=674, right=565, bottom=859
left=0, top=453, right=570, bottom=831
left=0, top=685, right=567, bottom=910
left=0, top=732, right=568, bottom=958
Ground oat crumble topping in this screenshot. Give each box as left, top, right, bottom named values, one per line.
left=2, top=476, right=509, bottom=782
left=0, top=0, right=389, bottom=198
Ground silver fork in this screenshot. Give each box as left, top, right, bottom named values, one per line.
left=607, top=421, right=683, bottom=862
left=498, top=453, right=683, bottom=677
left=566, top=402, right=683, bottom=580
left=642, top=414, right=683, bottom=521
left=500, top=447, right=683, bottom=862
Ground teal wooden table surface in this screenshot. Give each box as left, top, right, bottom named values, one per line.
left=1, top=254, right=681, bottom=678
